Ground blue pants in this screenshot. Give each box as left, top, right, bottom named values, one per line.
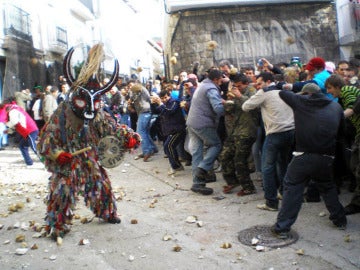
left=137, top=112, right=157, bottom=155
left=261, top=130, right=294, bottom=208
left=19, top=130, right=39, bottom=165
left=188, top=126, right=222, bottom=184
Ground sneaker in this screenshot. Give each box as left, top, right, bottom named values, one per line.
left=334, top=222, right=347, bottom=230
left=271, top=225, right=290, bottom=239
left=333, top=216, right=347, bottom=230
left=237, top=189, right=256, bottom=196
left=143, top=153, right=152, bottom=162
left=223, top=184, right=240, bottom=194
left=191, top=184, right=213, bottom=195
left=257, top=203, right=278, bottom=211
left=134, top=154, right=144, bottom=160
left=168, top=165, right=184, bottom=175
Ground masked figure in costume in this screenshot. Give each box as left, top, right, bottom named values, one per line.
left=38, top=44, right=141, bottom=239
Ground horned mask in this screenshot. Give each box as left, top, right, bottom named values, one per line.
left=63, top=44, right=119, bottom=120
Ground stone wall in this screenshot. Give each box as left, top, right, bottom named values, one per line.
left=164, top=3, right=338, bottom=78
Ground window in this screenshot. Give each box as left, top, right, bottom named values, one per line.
left=3, top=4, right=31, bottom=40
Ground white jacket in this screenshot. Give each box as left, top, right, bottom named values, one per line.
left=242, top=88, right=294, bottom=135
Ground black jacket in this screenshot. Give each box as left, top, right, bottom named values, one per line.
left=153, top=97, right=186, bottom=137
left=279, top=91, right=345, bottom=156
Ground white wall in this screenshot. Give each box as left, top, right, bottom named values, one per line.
left=0, top=0, right=164, bottom=78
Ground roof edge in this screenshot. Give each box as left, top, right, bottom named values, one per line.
left=164, top=0, right=332, bottom=14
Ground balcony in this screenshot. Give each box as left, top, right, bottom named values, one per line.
left=3, top=4, right=32, bottom=42
left=48, top=26, right=68, bottom=54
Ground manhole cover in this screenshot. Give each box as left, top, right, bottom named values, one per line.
left=238, top=225, right=299, bottom=248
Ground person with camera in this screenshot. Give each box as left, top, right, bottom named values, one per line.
left=256, top=58, right=283, bottom=75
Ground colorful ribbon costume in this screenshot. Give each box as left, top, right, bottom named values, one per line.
left=38, top=44, right=140, bottom=239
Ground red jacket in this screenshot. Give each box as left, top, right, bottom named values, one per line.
left=7, top=105, right=38, bottom=138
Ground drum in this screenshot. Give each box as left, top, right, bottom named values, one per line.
left=98, top=136, right=124, bottom=168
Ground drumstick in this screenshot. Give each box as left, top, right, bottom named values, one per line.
left=71, top=146, right=92, bottom=156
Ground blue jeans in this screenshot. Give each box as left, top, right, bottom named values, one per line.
left=188, top=126, right=222, bottom=184
left=19, top=130, right=39, bottom=165
left=261, top=130, right=294, bottom=208
left=137, top=112, right=157, bottom=155
left=120, top=114, right=131, bottom=128
left=275, top=153, right=345, bottom=232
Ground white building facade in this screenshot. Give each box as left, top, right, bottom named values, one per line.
left=0, top=0, right=163, bottom=100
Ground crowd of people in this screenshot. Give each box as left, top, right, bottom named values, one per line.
left=1, top=53, right=360, bottom=240
left=115, top=56, right=359, bottom=239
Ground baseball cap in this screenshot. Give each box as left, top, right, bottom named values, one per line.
left=325, top=61, right=336, bottom=73
left=297, top=83, right=321, bottom=95
left=305, top=57, right=325, bottom=71
left=290, top=56, right=302, bottom=68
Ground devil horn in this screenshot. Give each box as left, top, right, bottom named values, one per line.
left=97, top=59, right=120, bottom=95
left=63, top=47, right=76, bottom=87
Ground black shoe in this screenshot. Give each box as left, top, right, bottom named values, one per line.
left=344, top=204, right=360, bottom=215
left=108, top=217, right=121, bottom=224
left=333, top=216, right=347, bottom=230
left=271, top=225, right=290, bottom=239
left=191, top=184, right=213, bottom=195
left=185, top=160, right=192, bottom=166
left=0, top=147, right=5, bottom=151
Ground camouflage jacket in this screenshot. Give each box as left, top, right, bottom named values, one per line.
left=224, top=86, right=259, bottom=139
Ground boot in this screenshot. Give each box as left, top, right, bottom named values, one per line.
left=191, top=184, right=213, bottom=195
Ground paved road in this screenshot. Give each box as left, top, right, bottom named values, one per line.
left=0, top=144, right=359, bottom=270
